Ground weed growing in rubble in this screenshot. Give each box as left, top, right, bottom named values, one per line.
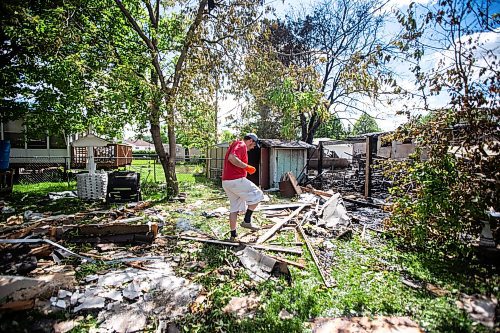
left=75, top=260, right=124, bottom=280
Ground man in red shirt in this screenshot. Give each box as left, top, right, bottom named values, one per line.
left=222, top=133, right=264, bottom=240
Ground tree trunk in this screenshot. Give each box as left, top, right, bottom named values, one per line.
left=304, top=111, right=322, bottom=144
left=149, top=101, right=178, bottom=197
left=165, top=108, right=178, bottom=195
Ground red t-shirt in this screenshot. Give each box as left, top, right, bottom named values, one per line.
left=222, top=140, right=247, bottom=180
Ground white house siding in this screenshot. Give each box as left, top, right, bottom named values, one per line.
left=322, top=143, right=354, bottom=161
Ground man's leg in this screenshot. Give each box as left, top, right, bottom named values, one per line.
left=244, top=203, right=259, bottom=223
left=241, top=201, right=261, bottom=230
left=229, top=212, right=238, bottom=238
left=222, top=179, right=242, bottom=239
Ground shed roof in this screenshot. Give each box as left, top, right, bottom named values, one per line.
left=260, top=139, right=315, bottom=149
left=214, top=140, right=314, bottom=149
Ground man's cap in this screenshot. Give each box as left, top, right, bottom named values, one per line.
left=245, top=133, right=260, bottom=148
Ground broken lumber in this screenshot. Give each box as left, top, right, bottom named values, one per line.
left=287, top=172, right=302, bottom=195
left=166, top=235, right=303, bottom=255
left=297, top=225, right=334, bottom=288
left=267, top=254, right=305, bottom=269
left=112, top=216, right=145, bottom=224
left=0, top=239, right=92, bottom=261
left=257, top=203, right=310, bottom=211
left=42, top=223, right=159, bottom=243
left=0, top=300, right=34, bottom=311
left=300, top=186, right=333, bottom=198
left=256, top=204, right=309, bottom=244
left=343, top=197, right=385, bottom=209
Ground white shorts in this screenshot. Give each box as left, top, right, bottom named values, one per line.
left=222, top=177, right=264, bottom=213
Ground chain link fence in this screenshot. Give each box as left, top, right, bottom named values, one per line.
left=10, top=157, right=71, bottom=184
left=8, top=155, right=207, bottom=186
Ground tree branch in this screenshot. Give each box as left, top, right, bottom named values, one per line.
left=114, top=0, right=156, bottom=52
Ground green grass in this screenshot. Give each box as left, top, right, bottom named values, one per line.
left=3, top=163, right=204, bottom=215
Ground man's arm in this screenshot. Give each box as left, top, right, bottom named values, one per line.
left=228, top=153, right=247, bottom=168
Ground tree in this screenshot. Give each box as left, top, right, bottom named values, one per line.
left=241, top=0, right=397, bottom=143
left=219, top=129, right=236, bottom=143
left=0, top=0, right=129, bottom=139
left=1, top=0, right=263, bottom=197
left=386, top=0, right=499, bottom=250
left=315, top=114, right=346, bottom=139
left=351, top=113, right=381, bottom=135
left=113, top=0, right=262, bottom=196
left=236, top=19, right=327, bottom=140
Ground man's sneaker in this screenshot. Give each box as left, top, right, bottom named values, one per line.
left=241, top=221, right=260, bottom=231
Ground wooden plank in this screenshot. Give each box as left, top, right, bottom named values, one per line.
left=267, top=254, right=306, bottom=269
left=300, top=186, right=334, bottom=198
left=257, top=203, right=310, bottom=211
left=59, top=223, right=156, bottom=237
left=298, top=225, right=334, bottom=288
left=113, top=216, right=145, bottom=224
left=256, top=204, right=308, bottom=244
left=0, top=300, right=34, bottom=311
left=167, top=235, right=303, bottom=255
left=287, top=172, right=302, bottom=195
left=365, top=136, right=373, bottom=197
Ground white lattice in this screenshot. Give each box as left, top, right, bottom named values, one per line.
left=76, top=172, right=108, bottom=200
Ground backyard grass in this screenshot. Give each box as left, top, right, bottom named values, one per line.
left=2, top=168, right=498, bottom=333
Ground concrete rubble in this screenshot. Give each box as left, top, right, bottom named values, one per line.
left=457, top=294, right=498, bottom=328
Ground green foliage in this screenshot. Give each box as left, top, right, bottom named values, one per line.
left=385, top=155, right=481, bottom=251
left=0, top=0, right=132, bottom=138
left=238, top=1, right=396, bottom=143
left=387, top=0, right=499, bottom=253
left=75, top=260, right=116, bottom=281
left=219, top=130, right=236, bottom=143
left=268, top=77, right=326, bottom=140
left=3, top=175, right=498, bottom=332
left=351, top=113, right=381, bottom=135
left=315, top=114, right=347, bottom=139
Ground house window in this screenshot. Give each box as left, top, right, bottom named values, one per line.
left=49, top=134, right=67, bottom=149
left=27, top=133, right=47, bottom=149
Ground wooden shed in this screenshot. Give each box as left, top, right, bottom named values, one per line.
left=208, top=139, right=314, bottom=189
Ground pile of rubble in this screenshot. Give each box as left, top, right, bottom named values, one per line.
left=311, top=156, right=391, bottom=199
left=0, top=200, right=204, bottom=332
left=1, top=184, right=495, bottom=331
